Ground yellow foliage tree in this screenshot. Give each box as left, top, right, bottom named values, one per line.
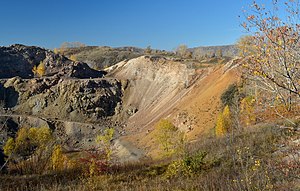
left=223, top=105, right=232, bottom=129
left=69, top=55, right=77, bottom=61
left=215, top=105, right=232, bottom=137
left=155, top=119, right=186, bottom=158
left=215, top=113, right=226, bottom=137
left=96, top=128, right=114, bottom=161
left=240, top=96, right=256, bottom=126
left=241, top=1, right=300, bottom=110
left=32, top=61, right=46, bottom=77
left=236, top=35, right=256, bottom=57
left=51, top=145, right=68, bottom=171
left=53, top=48, right=59, bottom=54
left=3, top=126, right=53, bottom=158
left=3, top=137, right=15, bottom=156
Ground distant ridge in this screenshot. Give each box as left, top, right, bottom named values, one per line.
left=189, top=45, right=238, bottom=58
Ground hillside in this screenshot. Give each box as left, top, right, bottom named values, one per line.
left=114, top=57, right=241, bottom=157
left=61, top=46, right=145, bottom=70
left=0, top=45, right=238, bottom=159
left=60, top=45, right=238, bottom=71
left=0, top=44, right=299, bottom=191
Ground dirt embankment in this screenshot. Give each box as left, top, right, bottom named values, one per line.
left=110, top=57, right=241, bottom=157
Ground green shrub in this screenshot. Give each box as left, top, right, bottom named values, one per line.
left=221, top=84, right=238, bottom=107
left=164, top=151, right=208, bottom=178
left=155, top=119, right=186, bottom=158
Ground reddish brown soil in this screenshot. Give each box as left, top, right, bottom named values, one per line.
left=109, top=57, right=241, bottom=157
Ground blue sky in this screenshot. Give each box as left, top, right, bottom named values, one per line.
left=0, top=0, right=268, bottom=50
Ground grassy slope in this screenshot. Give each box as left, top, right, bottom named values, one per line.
left=1, top=121, right=298, bottom=191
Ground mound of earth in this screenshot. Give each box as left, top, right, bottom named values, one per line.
left=0, top=44, right=106, bottom=79
left=107, top=56, right=196, bottom=133
left=62, top=46, right=177, bottom=70
left=115, top=58, right=241, bottom=157
left=62, top=46, right=144, bottom=70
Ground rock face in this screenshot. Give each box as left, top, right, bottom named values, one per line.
left=107, top=56, right=195, bottom=133
left=0, top=44, right=47, bottom=78
left=0, top=44, right=113, bottom=124
left=0, top=44, right=106, bottom=79
left=0, top=45, right=125, bottom=154
left=0, top=78, right=123, bottom=122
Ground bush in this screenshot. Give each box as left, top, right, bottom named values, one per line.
left=80, top=128, right=115, bottom=176
left=221, top=84, right=238, bottom=107
left=2, top=126, right=59, bottom=174
left=4, top=126, right=52, bottom=159
left=164, top=151, right=208, bottom=178
left=51, top=145, right=69, bottom=171
left=3, top=138, right=15, bottom=156
left=155, top=119, right=186, bottom=158
left=32, top=61, right=45, bottom=77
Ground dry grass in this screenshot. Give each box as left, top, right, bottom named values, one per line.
left=1, top=122, right=298, bottom=191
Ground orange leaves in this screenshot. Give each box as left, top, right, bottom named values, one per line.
left=247, top=15, right=255, bottom=20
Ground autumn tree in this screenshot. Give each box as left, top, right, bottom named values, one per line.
left=145, top=45, right=152, bottom=54
left=236, top=35, right=256, bottom=57
left=215, top=105, right=232, bottom=137
left=192, top=48, right=203, bottom=60
left=241, top=0, right=300, bottom=111
left=51, top=145, right=68, bottom=171
left=53, top=48, right=59, bottom=54
left=216, top=48, right=223, bottom=58
left=2, top=127, right=74, bottom=174
left=96, top=128, right=115, bottom=161
left=155, top=119, right=185, bottom=158
left=32, top=61, right=46, bottom=77
left=3, top=126, right=53, bottom=159
left=69, top=55, right=77, bottom=61
left=215, top=113, right=226, bottom=137
left=240, top=96, right=256, bottom=126
left=175, top=44, right=188, bottom=58
left=80, top=128, right=115, bottom=176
